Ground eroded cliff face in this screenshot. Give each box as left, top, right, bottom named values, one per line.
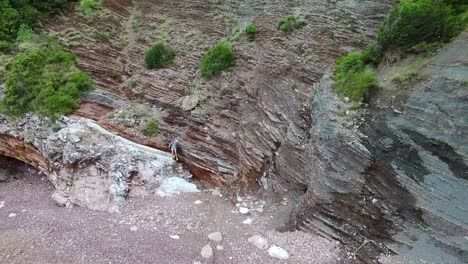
left=3, top=0, right=466, bottom=262
left=286, top=32, right=468, bottom=262
left=42, top=0, right=394, bottom=185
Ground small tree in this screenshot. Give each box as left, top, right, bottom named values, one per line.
left=199, top=42, right=236, bottom=78
left=144, top=42, right=176, bottom=69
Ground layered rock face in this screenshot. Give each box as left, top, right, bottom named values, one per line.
left=288, top=32, right=468, bottom=262
left=43, top=0, right=394, bottom=185
left=0, top=114, right=187, bottom=211
left=28, top=0, right=466, bottom=262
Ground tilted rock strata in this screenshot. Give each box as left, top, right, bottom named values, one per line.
left=43, top=0, right=394, bottom=185
left=289, top=32, right=468, bottom=262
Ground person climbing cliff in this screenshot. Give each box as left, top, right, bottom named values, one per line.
left=169, top=138, right=179, bottom=161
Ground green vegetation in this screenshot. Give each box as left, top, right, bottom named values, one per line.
left=278, top=15, right=305, bottom=32
left=392, top=56, right=428, bottom=83
left=92, top=30, right=109, bottom=42
left=332, top=0, right=467, bottom=102
left=1, top=39, right=93, bottom=119
left=0, top=0, right=75, bottom=48
left=144, top=42, right=176, bottom=69
left=129, top=79, right=137, bottom=88
left=377, top=0, right=465, bottom=50
left=199, top=41, right=236, bottom=78
left=245, top=24, right=257, bottom=40
left=130, top=6, right=143, bottom=30
left=143, top=118, right=158, bottom=136
left=332, top=52, right=377, bottom=101
left=79, top=0, right=101, bottom=16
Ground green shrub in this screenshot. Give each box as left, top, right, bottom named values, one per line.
left=80, top=0, right=101, bottom=13
left=333, top=67, right=377, bottom=101
left=278, top=15, right=305, bottom=32
left=245, top=24, right=257, bottom=39
left=0, top=0, right=75, bottom=47
left=362, top=43, right=382, bottom=65
left=1, top=39, right=93, bottom=119
left=0, top=1, right=21, bottom=43
left=16, top=24, right=34, bottom=43
left=144, top=42, right=175, bottom=69
left=199, top=41, right=236, bottom=78
left=377, top=0, right=464, bottom=49
left=0, top=40, right=10, bottom=51
left=92, top=30, right=109, bottom=42
left=143, top=118, right=158, bottom=136
left=333, top=51, right=377, bottom=101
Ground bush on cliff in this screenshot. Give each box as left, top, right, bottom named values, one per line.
left=245, top=24, right=257, bottom=40
left=1, top=39, right=93, bottom=119
left=0, top=0, right=75, bottom=47
left=332, top=0, right=466, bottom=102
left=278, top=15, right=305, bottom=32
left=199, top=41, right=236, bottom=78
left=332, top=52, right=377, bottom=101
left=144, top=42, right=176, bottom=70
left=378, top=0, right=466, bottom=50
left=143, top=118, right=158, bottom=137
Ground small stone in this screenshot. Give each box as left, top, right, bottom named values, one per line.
left=256, top=208, right=264, bottom=213
left=8, top=213, right=16, bottom=218
left=0, top=201, right=4, bottom=209
left=216, top=245, right=224, bottom=251
left=194, top=200, right=203, bottom=205
left=248, top=235, right=269, bottom=250
left=242, top=218, right=253, bottom=225
left=344, top=97, right=350, bottom=103
left=130, top=225, right=138, bottom=231
left=170, top=235, right=180, bottom=240
left=211, top=189, right=222, bottom=197
left=208, top=232, right=223, bottom=242
left=268, top=246, right=289, bottom=260
left=237, top=197, right=243, bottom=202
left=201, top=244, right=213, bottom=259
left=51, top=191, right=69, bottom=207
left=372, top=198, right=378, bottom=204
left=239, top=207, right=249, bottom=214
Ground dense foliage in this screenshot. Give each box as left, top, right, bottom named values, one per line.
left=1, top=39, right=93, bottom=119
left=332, top=52, right=377, bottom=101
left=144, top=42, right=176, bottom=70
left=333, top=0, right=467, bottom=102
left=377, top=0, right=465, bottom=49
left=0, top=0, right=76, bottom=47
left=199, top=42, right=236, bottom=78
left=278, top=15, right=305, bottom=32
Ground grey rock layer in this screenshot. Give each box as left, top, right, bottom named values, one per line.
left=285, top=31, right=468, bottom=262
left=0, top=115, right=188, bottom=211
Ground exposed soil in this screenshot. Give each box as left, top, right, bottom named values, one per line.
left=0, top=159, right=340, bottom=264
